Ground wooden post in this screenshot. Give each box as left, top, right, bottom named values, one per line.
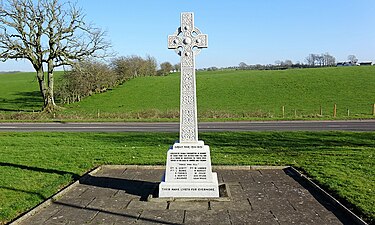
left=347, top=108, right=350, bottom=117
left=97, top=109, right=100, bottom=118
left=333, top=104, right=337, bottom=118
left=294, top=109, right=297, bottom=118
left=373, top=104, right=375, bottom=116
left=320, top=106, right=323, bottom=116
left=282, top=106, right=285, bottom=118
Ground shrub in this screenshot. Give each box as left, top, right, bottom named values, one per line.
left=111, top=55, right=157, bottom=84
left=56, top=60, right=116, bottom=104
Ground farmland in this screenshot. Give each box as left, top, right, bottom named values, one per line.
left=1, top=66, right=374, bottom=121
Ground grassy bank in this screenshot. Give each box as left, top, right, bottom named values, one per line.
left=0, top=131, right=374, bottom=224
left=1, top=67, right=375, bottom=121
left=62, top=66, right=375, bottom=120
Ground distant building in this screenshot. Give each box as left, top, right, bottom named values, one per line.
left=337, top=61, right=373, bottom=66
left=359, top=61, right=373, bottom=66
left=337, top=61, right=356, bottom=66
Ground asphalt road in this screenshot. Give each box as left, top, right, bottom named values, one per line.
left=1, top=120, right=375, bottom=132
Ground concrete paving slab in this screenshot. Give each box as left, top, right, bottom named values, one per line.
left=228, top=210, right=279, bottom=225
left=10, top=165, right=367, bottom=225
left=168, top=202, right=209, bottom=211
left=86, top=209, right=141, bottom=225
left=43, top=206, right=98, bottom=225
left=127, top=200, right=168, bottom=210
left=184, top=209, right=232, bottom=225
left=137, top=210, right=185, bottom=225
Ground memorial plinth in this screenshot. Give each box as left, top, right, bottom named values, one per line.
left=159, top=141, right=219, bottom=197
left=159, top=12, right=219, bottom=198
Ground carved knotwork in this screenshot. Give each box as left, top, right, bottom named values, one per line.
left=168, top=12, right=207, bottom=143
left=168, top=13, right=208, bottom=56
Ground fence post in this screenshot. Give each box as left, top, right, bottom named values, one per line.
left=347, top=108, right=350, bottom=117
left=282, top=106, right=285, bottom=118
left=373, top=104, right=375, bottom=116
left=333, top=104, right=337, bottom=118
left=320, top=106, right=323, bottom=116
left=294, top=109, right=297, bottom=118
left=97, top=109, right=100, bottom=118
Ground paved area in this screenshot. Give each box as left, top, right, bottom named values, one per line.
left=1, top=120, right=375, bottom=132
left=13, top=166, right=363, bottom=225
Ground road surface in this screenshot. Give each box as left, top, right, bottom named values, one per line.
left=0, top=120, right=375, bottom=132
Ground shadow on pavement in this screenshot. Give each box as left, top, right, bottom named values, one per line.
left=79, top=175, right=158, bottom=201
left=284, top=167, right=365, bottom=225
left=53, top=201, right=182, bottom=225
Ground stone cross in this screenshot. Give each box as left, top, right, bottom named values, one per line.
left=168, top=12, right=208, bottom=143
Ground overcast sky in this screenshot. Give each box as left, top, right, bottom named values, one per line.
left=1, top=0, right=374, bottom=71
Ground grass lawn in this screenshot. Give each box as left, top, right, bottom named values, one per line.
left=1, top=67, right=375, bottom=121
left=0, top=131, right=374, bottom=224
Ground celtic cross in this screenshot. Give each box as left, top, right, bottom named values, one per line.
left=168, top=12, right=208, bottom=143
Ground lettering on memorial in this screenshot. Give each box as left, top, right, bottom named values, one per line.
left=161, top=187, right=215, bottom=193
left=170, top=152, right=208, bottom=162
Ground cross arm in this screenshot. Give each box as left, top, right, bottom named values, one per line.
left=193, top=34, right=208, bottom=49
left=168, top=35, right=182, bottom=49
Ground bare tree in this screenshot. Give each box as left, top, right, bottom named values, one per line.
left=238, top=62, right=248, bottom=70
left=0, top=0, right=110, bottom=112
left=348, top=55, right=358, bottom=65
left=159, top=62, right=173, bottom=75
left=144, top=55, right=157, bottom=76
left=56, top=60, right=116, bottom=104
left=316, top=55, right=324, bottom=66
left=174, top=63, right=181, bottom=72
left=283, top=60, right=293, bottom=67
left=111, top=55, right=157, bottom=83
left=305, top=54, right=317, bottom=66
left=274, top=60, right=282, bottom=66
left=305, top=53, right=336, bottom=67
left=322, top=52, right=336, bottom=66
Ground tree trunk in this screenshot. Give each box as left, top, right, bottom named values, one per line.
left=44, top=61, right=57, bottom=112
left=36, top=68, right=47, bottom=109
left=35, top=65, right=56, bottom=112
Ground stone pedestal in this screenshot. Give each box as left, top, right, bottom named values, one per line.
left=159, top=141, right=219, bottom=198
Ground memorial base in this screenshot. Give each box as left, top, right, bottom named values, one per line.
left=159, top=141, right=219, bottom=198
left=159, top=173, right=219, bottom=198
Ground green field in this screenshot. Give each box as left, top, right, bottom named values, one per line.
left=62, top=66, right=375, bottom=120
left=0, top=131, right=374, bottom=224
left=0, top=71, right=64, bottom=115
left=1, top=67, right=375, bottom=121
left=0, top=72, right=42, bottom=112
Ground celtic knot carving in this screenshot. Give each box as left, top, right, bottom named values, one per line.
left=182, top=109, right=195, bottom=125
left=168, top=12, right=208, bottom=57
left=182, top=95, right=193, bottom=105
left=168, top=12, right=207, bottom=143
left=180, top=126, right=196, bottom=142
left=182, top=53, right=194, bottom=67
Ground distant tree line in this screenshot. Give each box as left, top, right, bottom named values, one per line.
left=112, top=55, right=158, bottom=83
left=236, top=61, right=309, bottom=71
left=305, top=53, right=336, bottom=67
left=206, top=52, right=339, bottom=71
left=56, top=56, right=174, bottom=104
